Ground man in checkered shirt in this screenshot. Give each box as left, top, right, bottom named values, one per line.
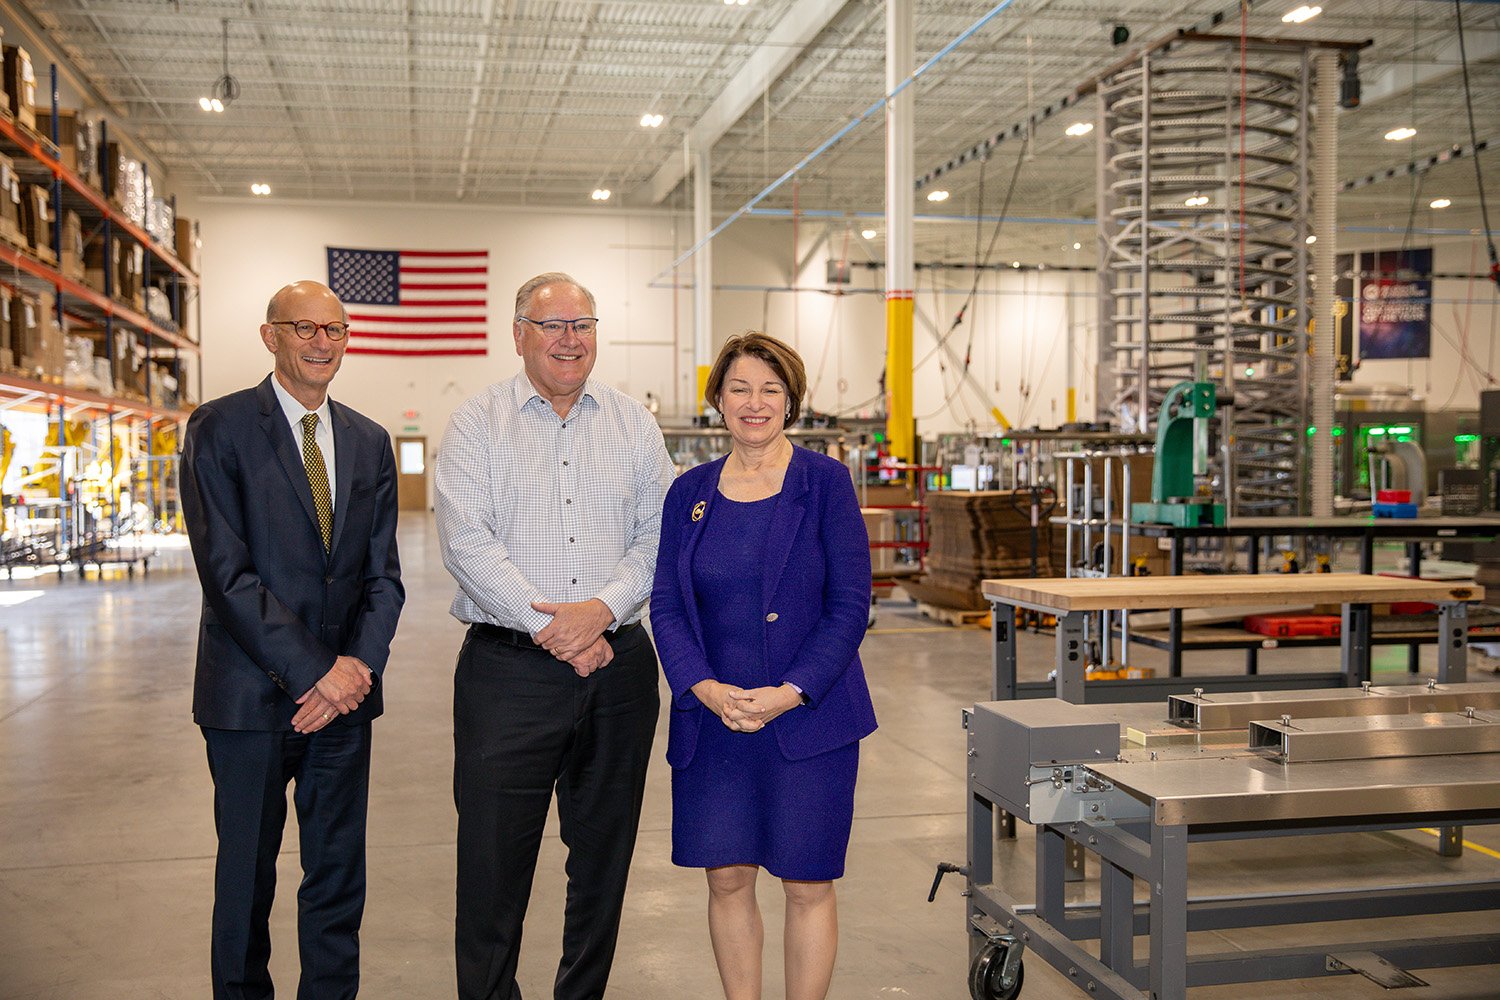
left=435, top=271, right=674, bottom=1000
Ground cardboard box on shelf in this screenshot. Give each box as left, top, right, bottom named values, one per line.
left=0, top=286, right=12, bottom=366
left=35, top=109, right=91, bottom=174
left=0, top=156, right=21, bottom=246
left=174, top=216, right=199, bottom=272
left=2, top=45, right=35, bottom=129
left=20, top=184, right=54, bottom=263
left=0, top=27, right=8, bottom=117
left=117, top=240, right=144, bottom=306
left=59, top=211, right=84, bottom=281
left=18, top=293, right=63, bottom=380
left=862, top=507, right=898, bottom=575
left=9, top=290, right=35, bottom=361
left=112, top=336, right=146, bottom=400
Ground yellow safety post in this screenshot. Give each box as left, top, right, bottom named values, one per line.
left=885, top=295, right=913, bottom=461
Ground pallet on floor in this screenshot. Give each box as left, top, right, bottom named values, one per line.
left=916, top=602, right=991, bottom=628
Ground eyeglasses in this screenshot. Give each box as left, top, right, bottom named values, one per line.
left=518, top=316, right=598, bottom=337
left=271, top=320, right=350, bottom=341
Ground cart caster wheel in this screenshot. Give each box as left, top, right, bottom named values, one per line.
left=969, top=943, right=1024, bottom=1000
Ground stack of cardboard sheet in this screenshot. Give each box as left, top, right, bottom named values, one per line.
left=902, top=490, right=1057, bottom=611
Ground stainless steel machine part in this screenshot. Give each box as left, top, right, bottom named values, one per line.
left=1249, top=710, right=1500, bottom=763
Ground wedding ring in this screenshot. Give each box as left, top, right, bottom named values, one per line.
left=322, top=710, right=332, bottom=721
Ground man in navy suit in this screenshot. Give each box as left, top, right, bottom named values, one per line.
left=181, top=280, right=405, bottom=1000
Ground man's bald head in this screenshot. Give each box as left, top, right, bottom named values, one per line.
left=266, top=281, right=349, bottom=325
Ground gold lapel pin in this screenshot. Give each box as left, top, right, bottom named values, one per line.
left=691, top=500, right=706, bottom=522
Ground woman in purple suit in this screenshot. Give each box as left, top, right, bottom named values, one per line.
left=651, top=332, right=878, bottom=1000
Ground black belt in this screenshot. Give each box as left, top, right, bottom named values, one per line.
left=470, top=620, right=641, bottom=650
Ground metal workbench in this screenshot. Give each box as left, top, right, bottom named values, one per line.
left=955, top=686, right=1500, bottom=1000
left=1128, top=515, right=1500, bottom=674
left=983, top=574, right=1483, bottom=703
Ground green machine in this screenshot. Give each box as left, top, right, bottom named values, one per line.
left=1130, top=380, right=1226, bottom=528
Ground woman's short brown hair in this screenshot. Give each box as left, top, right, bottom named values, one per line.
left=704, top=332, right=808, bottom=428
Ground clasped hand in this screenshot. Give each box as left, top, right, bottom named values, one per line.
left=691, top=679, right=801, bottom=732
left=293, top=655, right=373, bottom=734
left=532, top=598, right=616, bottom=678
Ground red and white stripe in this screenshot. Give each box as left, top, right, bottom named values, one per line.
left=346, top=250, right=490, bottom=357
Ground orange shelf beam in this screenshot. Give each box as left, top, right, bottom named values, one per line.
left=0, top=115, right=198, bottom=282
left=0, top=371, right=192, bottom=422
left=0, top=242, right=198, bottom=352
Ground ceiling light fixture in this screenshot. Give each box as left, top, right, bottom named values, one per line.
left=861, top=228, right=878, bottom=240
left=1429, top=197, right=1452, bottom=209
left=1011, top=261, right=1021, bottom=268
left=250, top=182, right=270, bottom=196
left=723, top=0, right=749, bottom=5
left=208, top=19, right=241, bottom=112
left=926, top=190, right=950, bottom=202
left=591, top=188, right=612, bottom=201
left=1281, top=5, right=1322, bottom=24
left=639, top=113, right=664, bottom=128
left=1384, top=127, right=1416, bottom=142
left=1073, top=242, right=1082, bottom=250
left=1184, top=193, right=1209, bottom=207
left=1064, top=122, right=1093, bottom=137
left=1305, top=234, right=1317, bottom=244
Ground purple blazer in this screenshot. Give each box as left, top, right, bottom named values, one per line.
left=650, top=445, right=879, bottom=767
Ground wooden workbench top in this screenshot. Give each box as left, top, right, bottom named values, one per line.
left=980, top=573, right=1485, bottom=612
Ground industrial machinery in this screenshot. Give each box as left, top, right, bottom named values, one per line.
left=1130, top=381, right=1224, bottom=528
left=945, top=685, right=1500, bottom=999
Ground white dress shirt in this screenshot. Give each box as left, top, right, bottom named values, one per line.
left=270, top=374, right=336, bottom=501
left=435, top=371, right=675, bottom=635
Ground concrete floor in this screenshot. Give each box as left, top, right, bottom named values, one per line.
left=2, top=512, right=1499, bottom=999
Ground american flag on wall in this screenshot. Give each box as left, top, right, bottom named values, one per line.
left=326, top=247, right=489, bottom=356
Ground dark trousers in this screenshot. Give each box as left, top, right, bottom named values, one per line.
left=453, top=624, right=660, bottom=1000
left=203, top=723, right=372, bottom=1000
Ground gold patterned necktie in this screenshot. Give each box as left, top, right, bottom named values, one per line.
left=300, top=412, right=333, bottom=552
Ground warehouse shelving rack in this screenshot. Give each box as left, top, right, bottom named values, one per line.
left=0, top=62, right=199, bottom=577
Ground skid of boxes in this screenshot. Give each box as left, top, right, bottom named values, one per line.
left=0, top=38, right=198, bottom=410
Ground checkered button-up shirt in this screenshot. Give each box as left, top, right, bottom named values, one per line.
left=435, top=371, right=675, bottom=635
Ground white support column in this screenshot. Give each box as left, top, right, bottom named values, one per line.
left=1311, top=50, right=1337, bottom=517
left=693, top=144, right=713, bottom=414
left=885, top=0, right=915, bottom=460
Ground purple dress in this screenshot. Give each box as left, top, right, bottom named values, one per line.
left=670, top=493, right=859, bottom=881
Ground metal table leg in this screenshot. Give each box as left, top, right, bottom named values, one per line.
left=1149, top=823, right=1189, bottom=1000
left=1340, top=602, right=1373, bottom=687
left=1407, top=541, right=1423, bottom=673
left=1246, top=536, right=1261, bottom=675
left=1437, top=601, right=1469, bottom=684
left=1098, top=856, right=1136, bottom=975
left=1437, top=599, right=1470, bottom=859
left=1169, top=537, right=1184, bottom=676
left=989, top=604, right=1020, bottom=839
left=1056, top=611, right=1088, bottom=704
left=992, top=601, right=1018, bottom=701
left=1035, top=825, right=1067, bottom=927
left=967, top=734, right=995, bottom=887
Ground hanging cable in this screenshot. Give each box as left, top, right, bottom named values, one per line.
left=1454, top=0, right=1500, bottom=292
left=916, top=133, right=1031, bottom=376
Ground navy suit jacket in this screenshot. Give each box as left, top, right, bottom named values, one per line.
left=651, top=445, right=878, bottom=767
left=181, top=375, right=405, bottom=731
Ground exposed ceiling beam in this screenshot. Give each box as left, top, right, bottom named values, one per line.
left=640, top=0, right=849, bottom=205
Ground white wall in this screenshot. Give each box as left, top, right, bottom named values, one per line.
left=181, top=198, right=684, bottom=442
left=181, top=200, right=1098, bottom=459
